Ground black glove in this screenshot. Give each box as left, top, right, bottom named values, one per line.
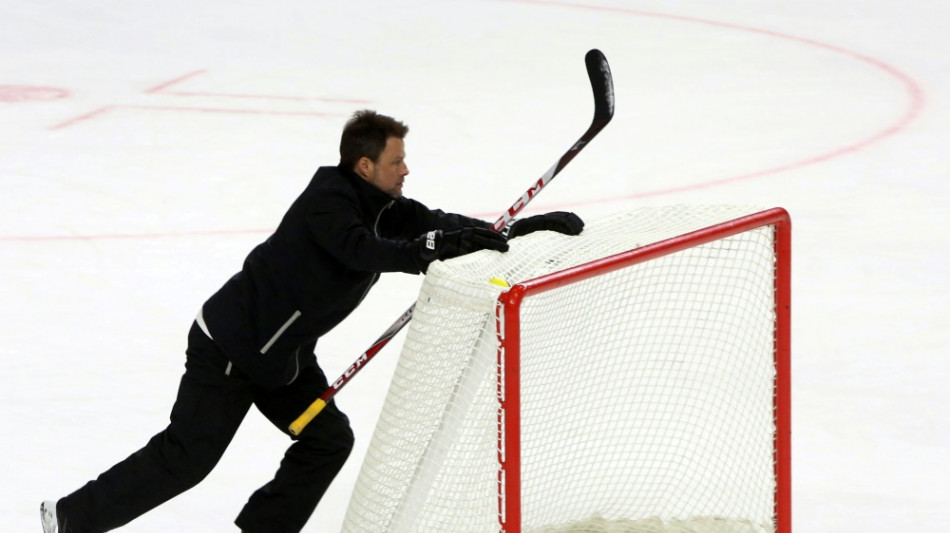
left=414, top=226, right=509, bottom=272
left=506, top=211, right=584, bottom=239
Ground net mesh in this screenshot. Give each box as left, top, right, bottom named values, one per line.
left=342, top=206, right=781, bottom=533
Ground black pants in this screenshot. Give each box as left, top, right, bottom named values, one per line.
left=57, top=323, right=355, bottom=533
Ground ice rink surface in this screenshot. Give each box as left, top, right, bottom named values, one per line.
left=2, top=1, right=948, bottom=531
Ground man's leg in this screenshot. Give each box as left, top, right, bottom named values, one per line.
left=236, top=359, right=355, bottom=533
left=55, top=323, right=253, bottom=532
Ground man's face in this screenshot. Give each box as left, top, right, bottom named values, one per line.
left=362, top=136, right=409, bottom=198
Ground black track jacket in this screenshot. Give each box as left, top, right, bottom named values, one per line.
left=198, top=165, right=490, bottom=389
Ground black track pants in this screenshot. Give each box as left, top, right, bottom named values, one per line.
left=56, top=323, right=354, bottom=533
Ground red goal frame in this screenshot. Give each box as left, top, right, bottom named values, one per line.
left=495, top=207, right=792, bottom=533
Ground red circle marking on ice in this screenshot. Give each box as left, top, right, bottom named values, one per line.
left=0, top=85, right=70, bottom=102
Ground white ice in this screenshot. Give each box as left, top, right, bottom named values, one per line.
left=2, top=1, right=948, bottom=531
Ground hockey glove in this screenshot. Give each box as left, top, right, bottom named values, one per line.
left=415, top=226, right=509, bottom=272
left=506, top=211, right=584, bottom=239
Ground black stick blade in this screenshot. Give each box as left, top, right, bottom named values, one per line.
left=585, top=48, right=615, bottom=126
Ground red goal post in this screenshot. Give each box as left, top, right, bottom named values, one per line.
left=495, top=207, right=791, bottom=533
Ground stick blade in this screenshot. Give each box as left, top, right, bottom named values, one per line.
left=585, top=49, right=615, bottom=123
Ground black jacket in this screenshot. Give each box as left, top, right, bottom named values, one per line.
left=200, top=165, right=489, bottom=389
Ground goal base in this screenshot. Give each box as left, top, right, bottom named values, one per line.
left=528, top=516, right=774, bottom=533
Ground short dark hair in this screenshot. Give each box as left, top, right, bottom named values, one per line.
left=339, top=110, right=409, bottom=169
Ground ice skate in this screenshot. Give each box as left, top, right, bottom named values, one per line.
left=40, top=500, right=58, bottom=533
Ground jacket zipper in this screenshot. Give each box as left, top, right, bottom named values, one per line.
left=355, top=200, right=393, bottom=304
left=288, top=346, right=302, bottom=385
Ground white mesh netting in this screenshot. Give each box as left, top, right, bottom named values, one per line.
left=342, top=206, right=782, bottom=533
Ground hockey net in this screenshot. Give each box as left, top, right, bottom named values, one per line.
left=342, top=206, right=791, bottom=533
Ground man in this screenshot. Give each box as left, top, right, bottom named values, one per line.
left=41, top=110, right=583, bottom=532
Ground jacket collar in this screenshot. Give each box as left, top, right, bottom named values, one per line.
left=338, top=166, right=396, bottom=219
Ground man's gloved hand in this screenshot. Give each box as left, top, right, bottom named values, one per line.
left=506, top=211, right=584, bottom=239
left=414, top=226, right=509, bottom=272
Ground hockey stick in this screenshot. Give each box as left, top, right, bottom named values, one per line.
left=289, top=49, right=614, bottom=436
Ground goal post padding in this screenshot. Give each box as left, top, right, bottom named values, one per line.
left=342, top=206, right=791, bottom=533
